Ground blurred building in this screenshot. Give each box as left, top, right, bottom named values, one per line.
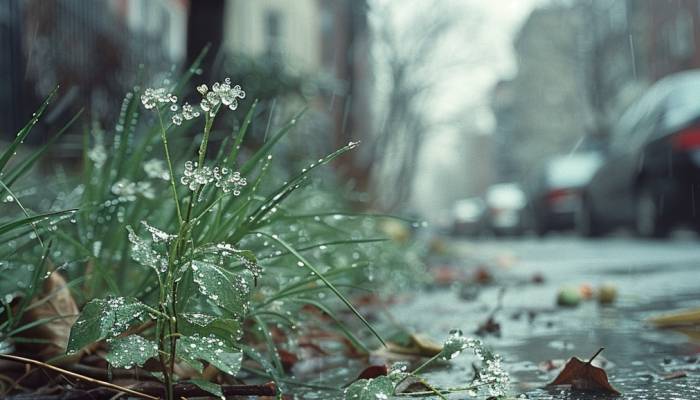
left=221, top=0, right=372, bottom=180
left=491, top=5, right=590, bottom=183
left=0, top=0, right=186, bottom=140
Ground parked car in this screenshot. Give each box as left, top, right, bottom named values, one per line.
left=577, top=70, right=700, bottom=238
left=526, top=152, right=603, bottom=235
left=450, top=197, right=486, bottom=236
left=484, top=183, right=526, bottom=236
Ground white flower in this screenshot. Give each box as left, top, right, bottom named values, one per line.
left=143, top=159, right=170, bottom=180
left=140, top=87, right=176, bottom=109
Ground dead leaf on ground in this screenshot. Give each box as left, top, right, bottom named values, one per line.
left=546, top=348, right=621, bottom=395
left=662, top=370, right=687, bottom=380
left=385, top=333, right=442, bottom=357
left=18, top=272, right=79, bottom=359
left=649, top=308, right=700, bottom=328
left=353, top=364, right=388, bottom=382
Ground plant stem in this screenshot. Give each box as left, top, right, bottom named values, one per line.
left=156, top=109, right=183, bottom=224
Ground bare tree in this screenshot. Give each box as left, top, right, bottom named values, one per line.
left=368, top=0, right=480, bottom=210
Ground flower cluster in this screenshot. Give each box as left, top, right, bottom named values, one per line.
left=442, top=329, right=510, bottom=397
left=140, top=78, right=244, bottom=125
left=111, top=179, right=155, bottom=201
left=181, top=161, right=247, bottom=195
left=140, top=87, right=177, bottom=110
left=170, top=102, right=200, bottom=126
left=197, top=78, right=246, bottom=115
left=143, top=158, right=170, bottom=180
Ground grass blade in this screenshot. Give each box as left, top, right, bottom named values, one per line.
left=253, top=232, right=385, bottom=346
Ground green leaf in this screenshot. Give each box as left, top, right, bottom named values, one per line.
left=189, top=379, right=223, bottom=398
left=66, top=297, right=149, bottom=354
left=344, top=376, right=394, bottom=400
left=191, top=261, right=252, bottom=319
left=126, top=226, right=168, bottom=275
left=2, top=109, right=83, bottom=191
left=255, top=232, right=386, bottom=346
left=180, top=313, right=243, bottom=345
left=0, top=87, right=58, bottom=174
left=177, top=334, right=243, bottom=376
left=105, top=335, right=158, bottom=368
left=0, top=209, right=77, bottom=237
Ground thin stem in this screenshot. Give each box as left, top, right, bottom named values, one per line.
left=393, top=352, right=442, bottom=394
left=156, top=109, right=183, bottom=224
left=0, top=354, right=158, bottom=399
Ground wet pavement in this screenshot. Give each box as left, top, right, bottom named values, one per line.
left=392, top=237, right=700, bottom=400
left=288, top=234, right=700, bottom=398
left=390, top=234, right=700, bottom=399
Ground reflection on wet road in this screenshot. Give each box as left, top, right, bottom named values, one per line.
left=390, top=235, right=700, bottom=399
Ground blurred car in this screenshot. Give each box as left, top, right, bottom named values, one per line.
left=526, top=152, right=603, bottom=235
left=450, top=197, right=486, bottom=236
left=484, top=183, right=526, bottom=236
left=577, top=70, right=700, bottom=238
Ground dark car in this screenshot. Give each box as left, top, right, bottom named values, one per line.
left=526, top=152, right=602, bottom=236
left=577, top=70, right=700, bottom=238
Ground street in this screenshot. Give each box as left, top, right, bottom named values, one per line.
left=390, top=234, right=700, bottom=398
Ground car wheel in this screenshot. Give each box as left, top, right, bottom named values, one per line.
left=576, top=195, right=603, bottom=237
left=635, top=187, right=670, bottom=238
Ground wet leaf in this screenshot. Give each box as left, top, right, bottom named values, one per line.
left=190, top=261, right=252, bottom=318
left=189, top=378, right=223, bottom=398
left=127, top=226, right=168, bottom=275
left=66, top=297, right=148, bottom=354
left=344, top=375, right=394, bottom=400
left=177, top=333, right=243, bottom=376
left=547, top=348, right=621, bottom=395
left=355, top=364, right=388, bottom=381
left=105, top=335, right=158, bottom=368
left=649, top=308, right=700, bottom=328
left=385, top=332, right=442, bottom=357
left=180, top=313, right=243, bottom=345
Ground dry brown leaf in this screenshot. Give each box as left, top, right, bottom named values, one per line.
left=546, top=348, right=621, bottom=395
left=649, top=308, right=700, bottom=328
left=19, top=272, right=78, bottom=359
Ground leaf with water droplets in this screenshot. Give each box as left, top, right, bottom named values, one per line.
left=180, top=313, right=243, bottom=345
left=66, top=297, right=148, bottom=354
left=344, top=376, right=394, bottom=400
left=177, top=333, right=243, bottom=376
left=189, top=379, right=223, bottom=398
left=190, top=261, right=252, bottom=319
left=105, top=335, right=158, bottom=368
left=127, top=226, right=168, bottom=275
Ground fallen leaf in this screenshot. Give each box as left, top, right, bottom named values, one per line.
left=19, top=272, right=79, bottom=359
left=648, top=308, right=700, bottom=328
left=278, top=349, right=298, bottom=372
left=546, top=348, right=621, bottom=395
left=662, top=370, right=687, bottom=380
left=386, top=333, right=442, bottom=357
left=355, top=364, right=388, bottom=381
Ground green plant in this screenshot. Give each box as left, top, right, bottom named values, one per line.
left=62, top=70, right=404, bottom=398
left=0, top=89, right=80, bottom=350
left=345, top=330, right=510, bottom=399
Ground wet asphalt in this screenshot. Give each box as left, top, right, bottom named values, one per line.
left=389, top=233, right=700, bottom=399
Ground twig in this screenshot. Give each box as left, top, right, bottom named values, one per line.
left=0, top=354, right=158, bottom=400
